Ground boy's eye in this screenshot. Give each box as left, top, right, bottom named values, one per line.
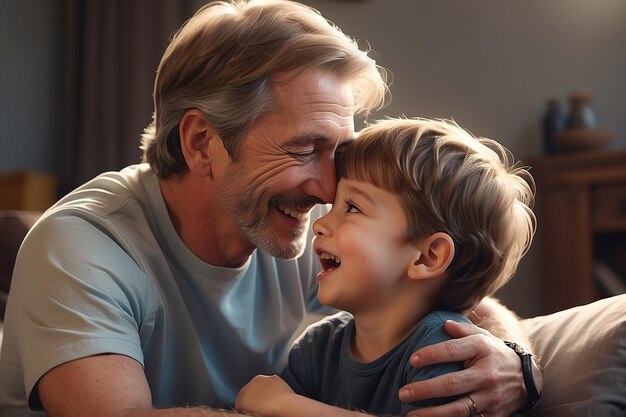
left=346, top=203, right=361, bottom=213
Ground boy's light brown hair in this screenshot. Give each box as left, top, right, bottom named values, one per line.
left=337, top=118, right=536, bottom=312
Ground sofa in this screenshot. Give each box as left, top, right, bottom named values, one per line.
left=0, top=210, right=41, bottom=321
left=1, top=210, right=624, bottom=416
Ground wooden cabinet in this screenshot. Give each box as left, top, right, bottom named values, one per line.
left=0, top=170, right=57, bottom=212
left=529, top=150, right=626, bottom=314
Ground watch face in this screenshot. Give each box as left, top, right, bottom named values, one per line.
left=506, top=341, right=527, bottom=355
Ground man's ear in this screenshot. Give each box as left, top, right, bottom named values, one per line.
left=179, top=109, right=220, bottom=177
left=407, top=232, right=455, bottom=281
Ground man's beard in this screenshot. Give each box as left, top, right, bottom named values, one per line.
left=218, top=162, right=320, bottom=259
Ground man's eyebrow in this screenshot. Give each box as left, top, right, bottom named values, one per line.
left=344, top=184, right=376, bottom=206
left=286, top=132, right=356, bottom=147
left=286, top=134, right=333, bottom=146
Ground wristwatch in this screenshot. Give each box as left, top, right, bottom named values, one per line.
left=504, top=341, right=542, bottom=414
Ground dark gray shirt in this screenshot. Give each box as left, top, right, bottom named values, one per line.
left=281, top=311, right=470, bottom=416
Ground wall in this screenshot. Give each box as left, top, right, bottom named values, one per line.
left=301, top=0, right=626, bottom=317
left=301, top=0, right=626, bottom=157
left=0, top=0, right=64, bottom=173
left=2, top=0, right=626, bottom=317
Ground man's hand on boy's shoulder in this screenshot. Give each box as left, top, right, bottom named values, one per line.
left=399, top=320, right=528, bottom=417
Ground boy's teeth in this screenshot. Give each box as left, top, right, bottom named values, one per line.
left=319, top=252, right=341, bottom=264
left=277, top=205, right=307, bottom=220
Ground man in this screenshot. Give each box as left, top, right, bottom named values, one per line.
left=0, top=1, right=539, bottom=417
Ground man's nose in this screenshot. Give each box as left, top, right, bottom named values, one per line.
left=304, top=154, right=337, bottom=204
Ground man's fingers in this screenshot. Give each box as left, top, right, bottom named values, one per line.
left=443, top=319, right=492, bottom=339
left=405, top=394, right=485, bottom=417
left=399, top=369, right=481, bottom=403
left=410, top=333, right=490, bottom=368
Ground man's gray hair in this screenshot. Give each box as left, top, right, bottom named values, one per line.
left=141, top=0, right=388, bottom=178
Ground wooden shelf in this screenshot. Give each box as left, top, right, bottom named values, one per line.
left=0, top=170, right=57, bottom=212
left=529, top=150, right=626, bottom=314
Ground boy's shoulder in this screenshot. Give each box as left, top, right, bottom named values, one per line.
left=293, top=310, right=470, bottom=353
left=422, top=310, right=471, bottom=326
left=411, top=310, right=471, bottom=347
left=294, top=311, right=354, bottom=346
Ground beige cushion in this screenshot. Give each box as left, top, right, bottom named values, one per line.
left=523, top=294, right=626, bottom=416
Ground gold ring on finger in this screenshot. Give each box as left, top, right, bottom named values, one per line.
left=466, top=395, right=478, bottom=415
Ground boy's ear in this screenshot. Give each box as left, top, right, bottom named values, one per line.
left=179, top=109, right=221, bottom=178
left=408, top=232, right=455, bottom=281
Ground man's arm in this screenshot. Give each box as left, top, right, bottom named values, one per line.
left=39, top=354, right=246, bottom=417
left=470, top=296, right=534, bottom=352
left=398, top=297, right=542, bottom=417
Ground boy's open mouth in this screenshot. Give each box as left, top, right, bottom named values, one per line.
left=318, top=252, right=341, bottom=271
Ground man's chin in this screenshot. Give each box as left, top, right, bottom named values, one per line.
left=253, top=231, right=307, bottom=259
left=264, top=237, right=307, bottom=259
left=245, top=211, right=310, bottom=259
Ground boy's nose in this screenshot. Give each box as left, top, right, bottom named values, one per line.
left=312, top=214, right=331, bottom=237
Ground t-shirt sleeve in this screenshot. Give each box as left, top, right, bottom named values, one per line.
left=279, top=340, right=317, bottom=398
left=279, top=312, right=348, bottom=400
left=400, top=313, right=469, bottom=416
left=9, top=212, right=148, bottom=409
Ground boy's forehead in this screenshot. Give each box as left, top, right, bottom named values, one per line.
left=339, top=179, right=377, bottom=204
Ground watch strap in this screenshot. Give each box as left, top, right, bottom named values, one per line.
left=504, top=341, right=541, bottom=414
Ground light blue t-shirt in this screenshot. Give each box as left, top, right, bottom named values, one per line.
left=0, top=164, right=325, bottom=415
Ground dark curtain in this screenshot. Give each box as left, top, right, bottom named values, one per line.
left=59, top=0, right=196, bottom=195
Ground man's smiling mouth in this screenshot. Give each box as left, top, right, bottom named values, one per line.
left=277, top=205, right=309, bottom=221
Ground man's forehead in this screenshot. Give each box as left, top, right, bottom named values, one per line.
left=273, top=68, right=355, bottom=103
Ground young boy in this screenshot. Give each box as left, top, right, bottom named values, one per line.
left=235, top=118, right=536, bottom=417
